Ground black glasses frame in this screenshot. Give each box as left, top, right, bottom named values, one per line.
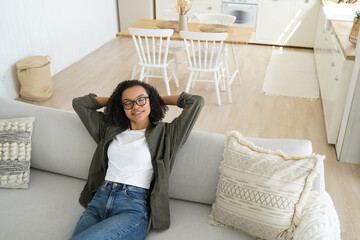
left=122, top=96, right=149, bottom=110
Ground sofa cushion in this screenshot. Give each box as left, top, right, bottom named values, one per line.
left=0, top=96, right=96, bottom=180
left=146, top=198, right=254, bottom=240
left=0, top=117, right=34, bottom=189
left=0, top=168, right=85, bottom=240
left=209, top=130, right=324, bottom=240
left=0, top=168, right=254, bottom=240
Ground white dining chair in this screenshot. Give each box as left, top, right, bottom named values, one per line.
left=129, top=27, right=179, bottom=95
left=180, top=31, right=228, bottom=105
left=162, top=9, right=198, bottom=79
left=196, top=13, right=240, bottom=103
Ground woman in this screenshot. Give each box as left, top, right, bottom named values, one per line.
left=70, top=80, right=204, bottom=240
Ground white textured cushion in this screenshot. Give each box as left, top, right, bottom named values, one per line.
left=0, top=117, right=34, bottom=189
left=293, top=191, right=341, bottom=240
left=209, top=131, right=324, bottom=240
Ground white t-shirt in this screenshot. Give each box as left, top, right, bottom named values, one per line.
left=105, top=128, right=153, bottom=189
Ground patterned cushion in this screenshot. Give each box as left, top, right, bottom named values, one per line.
left=209, top=131, right=324, bottom=240
left=0, top=117, right=35, bottom=189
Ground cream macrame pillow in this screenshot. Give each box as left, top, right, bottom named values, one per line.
left=0, top=117, right=35, bottom=189
left=209, top=131, right=324, bottom=240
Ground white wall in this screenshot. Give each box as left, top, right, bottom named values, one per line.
left=0, top=0, right=118, bottom=99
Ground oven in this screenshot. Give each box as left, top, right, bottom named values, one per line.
left=222, top=0, right=258, bottom=30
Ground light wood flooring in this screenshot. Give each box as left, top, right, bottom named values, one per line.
left=18, top=37, right=360, bottom=239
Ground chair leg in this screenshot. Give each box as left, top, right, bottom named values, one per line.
left=139, top=67, right=146, bottom=82
left=231, top=44, right=242, bottom=85
left=214, top=72, right=221, bottom=106
left=173, top=53, right=180, bottom=87
left=131, top=56, right=138, bottom=79
left=191, top=72, right=200, bottom=89
left=185, top=71, right=195, bottom=93
left=170, top=62, right=179, bottom=88
left=162, top=68, right=171, bottom=95
left=219, top=64, right=226, bottom=91
left=224, top=69, right=232, bottom=104
left=145, top=68, right=151, bottom=83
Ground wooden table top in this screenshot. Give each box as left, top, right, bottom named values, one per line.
left=116, top=19, right=254, bottom=45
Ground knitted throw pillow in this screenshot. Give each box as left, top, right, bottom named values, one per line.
left=0, top=117, right=35, bottom=189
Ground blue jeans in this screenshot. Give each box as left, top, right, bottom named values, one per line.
left=71, top=182, right=149, bottom=240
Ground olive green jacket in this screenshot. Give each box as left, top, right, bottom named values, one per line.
left=72, top=92, right=204, bottom=230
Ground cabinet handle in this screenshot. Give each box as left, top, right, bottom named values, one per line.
left=331, top=62, right=335, bottom=67
left=335, top=75, right=339, bottom=81
left=208, top=6, right=212, bottom=10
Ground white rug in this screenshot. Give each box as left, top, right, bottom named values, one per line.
left=262, top=47, right=320, bottom=100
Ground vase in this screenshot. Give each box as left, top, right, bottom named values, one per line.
left=349, top=17, right=360, bottom=46
left=178, top=14, right=187, bottom=32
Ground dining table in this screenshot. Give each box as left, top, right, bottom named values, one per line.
left=116, top=18, right=254, bottom=100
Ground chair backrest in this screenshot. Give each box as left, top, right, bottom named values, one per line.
left=196, top=13, right=236, bottom=25
left=128, top=27, right=174, bottom=66
left=180, top=31, right=228, bottom=70
left=164, top=9, right=198, bottom=22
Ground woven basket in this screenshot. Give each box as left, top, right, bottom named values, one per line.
left=349, top=17, right=360, bottom=46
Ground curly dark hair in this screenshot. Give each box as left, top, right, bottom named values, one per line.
left=104, top=80, right=168, bottom=128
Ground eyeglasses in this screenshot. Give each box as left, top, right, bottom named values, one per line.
left=122, top=97, right=149, bottom=110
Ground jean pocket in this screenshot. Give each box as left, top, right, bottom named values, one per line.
left=123, top=189, right=147, bottom=205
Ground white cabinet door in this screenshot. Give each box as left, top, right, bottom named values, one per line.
left=256, top=0, right=294, bottom=45
left=288, top=0, right=319, bottom=47
left=314, top=6, right=355, bottom=144
left=256, top=0, right=319, bottom=47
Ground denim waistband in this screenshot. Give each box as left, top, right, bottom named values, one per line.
left=103, top=181, right=149, bottom=193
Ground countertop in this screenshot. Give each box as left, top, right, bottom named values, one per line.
left=322, top=0, right=360, bottom=7
left=322, top=0, right=357, bottom=60
left=331, top=20, right=356, bottom=60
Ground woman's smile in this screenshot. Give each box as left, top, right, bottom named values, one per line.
left=132, top=110, right=145, bottom=116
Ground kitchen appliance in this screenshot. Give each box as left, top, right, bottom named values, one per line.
left=222, top=0, right=258, bottom=30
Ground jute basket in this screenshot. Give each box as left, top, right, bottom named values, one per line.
left=16, top=56, right=53, bottom=101
left=349, top=17, right=360, bottom=46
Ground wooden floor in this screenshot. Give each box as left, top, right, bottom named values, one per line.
left=18, top=37, right=360, bottom=239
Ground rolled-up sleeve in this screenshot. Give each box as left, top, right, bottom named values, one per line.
left=167, top=92, right=204, bottom=163
left=72, top=93, right=107, bottom=144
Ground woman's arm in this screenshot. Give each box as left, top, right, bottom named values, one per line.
left=166, top=92, right=204, bottom=168
left=72, top=94, right=108, bottom=143
left=95, top=97, right=109, bottom=107
left=161, top=95, right=179, bottom=106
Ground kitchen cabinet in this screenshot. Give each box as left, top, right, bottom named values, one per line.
left=314, top=6, right=354, bottom=144
left=191, top=0, right=221, bottom=14
left=155, top=0, right=221, bottom=20
left=255, top=0, right=319, bottom=47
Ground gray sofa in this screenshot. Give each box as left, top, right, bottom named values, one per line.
left=0, top=96, right=326, bottom=240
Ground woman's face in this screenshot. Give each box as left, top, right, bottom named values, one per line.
left=121, top=85, right=151, bottom=129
